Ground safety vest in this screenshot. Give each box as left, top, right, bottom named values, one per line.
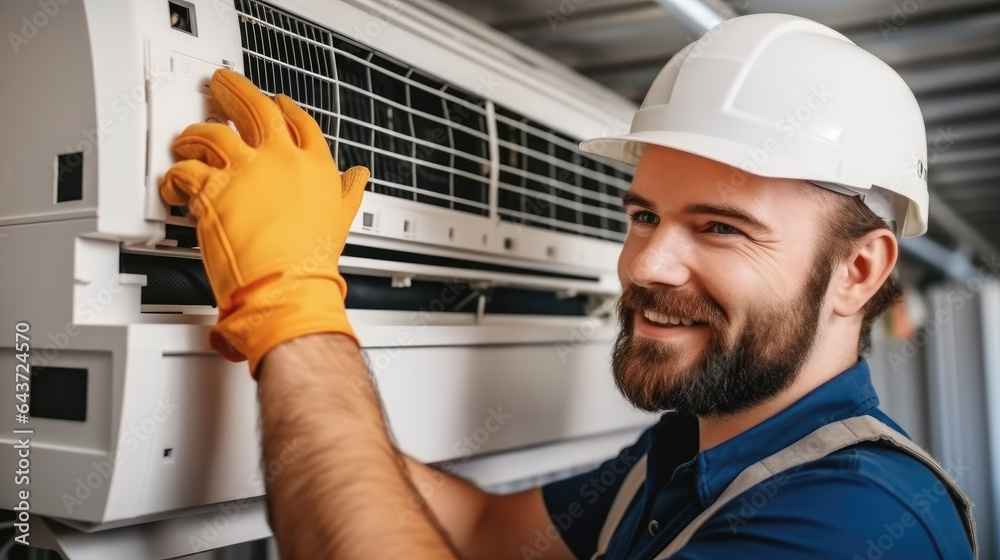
left=591, top=415, right=978, bottom=559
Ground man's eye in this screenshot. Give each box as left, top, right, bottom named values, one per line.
left=629, top=210, right=659, bottom=225
left=709, top=222, right=742, bottom=235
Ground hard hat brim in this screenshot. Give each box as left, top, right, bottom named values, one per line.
left=580, top=132, right=927, bottom=237
left=581, top=131, right=752, bottom=170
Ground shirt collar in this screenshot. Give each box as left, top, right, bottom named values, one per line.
left=657, top=359, right=881, bottom=508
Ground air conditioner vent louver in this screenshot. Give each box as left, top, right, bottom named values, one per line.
left=494, top=107, right=630, bottom=239
left=235, top=0, right=631, bottom=242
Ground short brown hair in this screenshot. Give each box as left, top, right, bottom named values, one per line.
left=816, top=192, right=903, bottom=356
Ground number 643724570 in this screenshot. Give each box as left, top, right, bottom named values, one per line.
left=14, top=321, right=29, bottom=384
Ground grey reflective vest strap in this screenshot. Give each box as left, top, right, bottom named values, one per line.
left=590, top=415, right=978, bottom=560
left=591, top=454, right=649, bottom=560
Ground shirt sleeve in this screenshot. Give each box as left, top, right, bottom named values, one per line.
left=669, top=447, right=973, bottom=560
left=540, top=424, right=657, bottom=560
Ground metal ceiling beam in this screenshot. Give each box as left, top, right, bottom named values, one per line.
left=505, top=5, right=668, bottom=36
left=491, top=0, right=652, bottom=32
left=900, top=236, right=979, bottom=283
left=849, top=12, right=1000, bottom=67
left=919, top=89, right=1000, bottom=123
left=927, top=192, right=1000, bottom=259
left=897, top=57, right=1000, bottom=96
left=746, top=0, right=1000, bottom=32
left=933, top=184, right=1000, bottom=202
left=580, top=52, right=674, bottom=75
left=931, top=146, right=1000, bottom=167
left=928, top=120, right=1000, bottom=146
left=933, top=164, right=1000, bottom=185
left=947, top=206, right=1000, bottom=219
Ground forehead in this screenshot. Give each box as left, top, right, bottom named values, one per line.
left=628, top=145, right=822, bottom=228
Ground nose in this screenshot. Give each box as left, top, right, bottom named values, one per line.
left=621, top=228, right=692, bottom=289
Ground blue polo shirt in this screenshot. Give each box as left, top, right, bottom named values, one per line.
left=542, top=360, right=973, bottom=559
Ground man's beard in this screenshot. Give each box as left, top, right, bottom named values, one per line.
left=611, top=258, right=832, bottom=418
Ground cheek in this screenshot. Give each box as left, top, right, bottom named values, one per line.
left=700, top=255, right=812, bottom=330
left=729, top=247, right=808, bottom=300
left=695, top=256, right=774, bottom=321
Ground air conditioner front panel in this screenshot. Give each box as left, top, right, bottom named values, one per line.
left=0, top=0, right=655, bottom=531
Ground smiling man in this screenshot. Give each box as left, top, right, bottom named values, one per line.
left=612, top=148, right=853, bottom=423
left=537, top=13, right=976, bottom=559
left=160, top=12, right=975, bottom=560
left=545, top=145, right=975, bottom=560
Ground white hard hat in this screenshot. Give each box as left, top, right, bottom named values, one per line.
left=582, top=13, right=928, bottom=237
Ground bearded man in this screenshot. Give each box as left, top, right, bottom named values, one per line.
left=160, top=13, right=976, bottom=560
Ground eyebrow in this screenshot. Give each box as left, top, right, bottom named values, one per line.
left=621, top=192, right=772, bottom=234
left=621, top=192, right=653, bottom=211
left=683, top=203, right=772, bottom=234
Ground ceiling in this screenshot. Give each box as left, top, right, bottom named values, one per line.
left=436, top=0, right=1000, bottom=258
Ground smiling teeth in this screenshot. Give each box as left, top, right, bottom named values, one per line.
left=643, top=310, right=695, bottom=326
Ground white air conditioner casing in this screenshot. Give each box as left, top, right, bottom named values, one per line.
left=0, top=0, right=652, bottom=551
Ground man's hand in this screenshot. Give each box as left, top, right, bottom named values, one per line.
left=159, top=68, right=369, bottom=375
left=159, top=70, right=572, bottom=560
left=159, top=70, right=459, bottom=559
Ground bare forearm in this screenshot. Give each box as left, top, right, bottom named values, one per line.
left=402, top=456, right=492, bottom=553
left=402, top=457, right=572, bottom=560
left=257, top=333, right=458, bottom=560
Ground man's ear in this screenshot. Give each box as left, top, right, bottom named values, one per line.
left=831, top=229, right=899, bottom=318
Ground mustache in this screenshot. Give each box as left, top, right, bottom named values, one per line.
left=616, top=285, right=727, bottom=328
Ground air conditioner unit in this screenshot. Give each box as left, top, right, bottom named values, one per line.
left=0, top=0, right=653, bottom=554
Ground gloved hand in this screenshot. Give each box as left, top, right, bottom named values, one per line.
left=159, top=69, right=369, bottom=377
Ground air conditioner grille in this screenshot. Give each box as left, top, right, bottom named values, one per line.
left=234, top=0, right=631, bottom=241
left=494, top=107, right=630, bottom=239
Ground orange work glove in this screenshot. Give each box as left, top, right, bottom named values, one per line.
left=159, top=69, right=369, bottom=377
